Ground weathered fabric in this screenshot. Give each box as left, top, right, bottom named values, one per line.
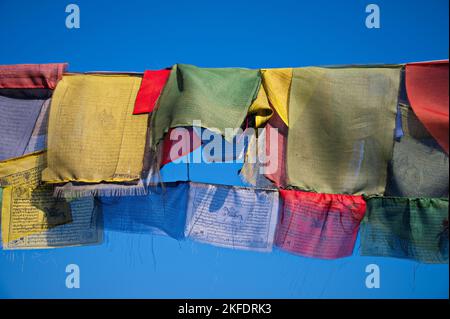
left=406, top=60, right=449, bottom=153
left=24, top=99, right=51, bottom=154
left=361, top=197, right=449, bottom=263
left=133, top=69, right=171, bottom=114
left=275, top=190, right=366, bottom=259
left=150, top=64, right=261, bottom=155
left=0, top=63, right=67, bottom=89
left=0, top=152, right=73, bottom=245
left=0, top=96, right=46, bottom=161
left=185, top=182, right=279, bottom=251
left=42, top=74, right=148, bottom=184
left=385, top=102, right=449, bottom=197
left=287, top=67, right=402, bottom=195
left=99, top=182, right=189, bottom=239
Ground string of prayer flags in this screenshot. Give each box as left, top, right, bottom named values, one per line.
left=0, top=63, right=67, bottom=89
left=361, top=197, right=449, bottom=263
left=42, top=74, right=148, bottom=184
left=185, top=182, right=279, bottom=251
left=133, top=69, right=171, bottom=115
left=275, top=190, right=366, bottom=259
left=286, top=66, right=402, bottom=195
left=150, top=64, right=261, bottom=157
left=405, top=60, right=449, bottom=153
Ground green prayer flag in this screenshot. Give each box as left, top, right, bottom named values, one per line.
left=150, top=64, right=261, bottom=153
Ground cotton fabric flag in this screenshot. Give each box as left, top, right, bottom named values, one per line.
left=385, top=104, right=448, bottom=198
left=42, top=74, right=149, bottom=184
left=99, top=182, right=189, bottom=239
left=0, top=152, right=73, bottom=245
left=24, top=99, right=51, bottom=154
left=0, top=96, right=46, bottom=161
left=150, top=64, right=261, bottom=156
left=133, top=69, right=171, bottom=114
left=406, top=60, right=449, bottom=153
left=275, top=190, right=366, bottom=259
left=287, top=67, right=402, bottom=195
left=361, top=197, right=449, bottom=263
left=0, top=63, right=67, bottom=89
left=185, top=182, right=279, bottom=251
left=260, top=68, right=292, bottom=126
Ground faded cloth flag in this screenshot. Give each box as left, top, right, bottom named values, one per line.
left=406, top=60, right=449, bottom=153
left=0, top=63, right=67, bottom=89
left=0, top=96, right=46, bottom=161
left=361, top=197, right=449, bottom=263
left=275, top=190, right=366, bottom=259
left=185, top=182, right=279, bottom=252
left=98, top=182, right=189, bottom=239
left=287, top=67, right=401, bottom=195
left=385, top=104, right=448, bottom=198
left=42, top=74, right=149, bottom=184
left=0, top=152, right=73, bottom=246
left=133, top=69, right=171, bottom=115
left=150, top=64, right=261, bottom=157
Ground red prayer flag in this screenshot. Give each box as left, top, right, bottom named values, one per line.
left=276, top=190, right=366, bottom=259
left=0, top=63, right=67, bottom=89
left=133, top=69, right=171, bottom=115
left=406, top=60, right=449, bottom=153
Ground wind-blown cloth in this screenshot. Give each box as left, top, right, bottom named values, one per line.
left=406, top=60, right=449, bottom=153
left=133, top=69, right=171, bottom=114
left=185, top=182, right=279, bottom=251
left=0, top=63, right=67, bottom=89
left=0, top=96, right=47, bottom=161
left=42, top=74, right=149, bottom=184
left=286, top=66, right=402, bottom=195
left=275, top=190, right=366, bottom=259
left=98, top=182, right=189, bottom=239
left=361, top=197, right=449, bottom=263
left=149, top=64, right=261, bottom=158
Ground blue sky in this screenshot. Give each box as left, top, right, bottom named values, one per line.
left=0, top=0, right=448, bottom=298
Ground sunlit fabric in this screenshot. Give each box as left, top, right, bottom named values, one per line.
left=0, top=152, right=73, bottom=245
left=275, top=190, right=366, bottom=259
left=361, top=197, right=449, bottom=263
left=185, top=182, right=279, bottom=251
left=150, top=64, right=261, bottom=158
left=287, top=66, right=401, bottom=194
left=99, top=182, right=189, bottom=239
left=0, top=63, right=67, bottom=89
left=406, top=60, right=449, bottom=153
left=260, top=68, right=292, bottom=126
left=42, top=74, right=148, bottom=184
left=247, top=81, right=273, bottom=128
left=0, top=96, right=46, bottom=161
left=133, top=69, right=171, bottom=114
